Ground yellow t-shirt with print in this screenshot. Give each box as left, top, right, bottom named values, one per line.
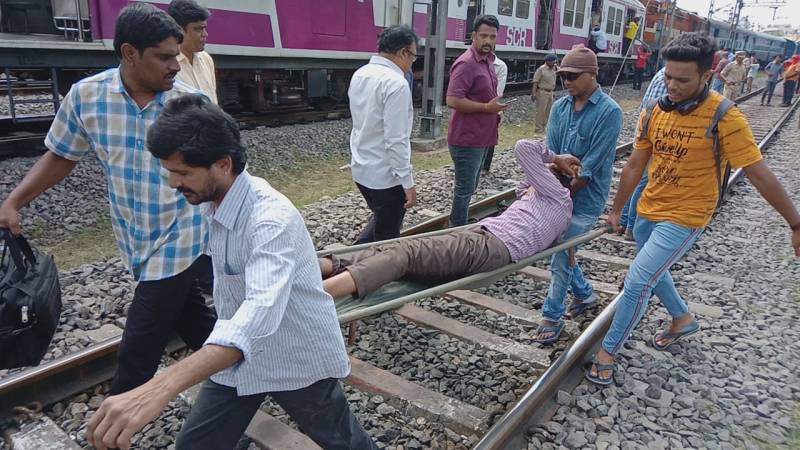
left=635, top=91, right=762, bottom=228
left=625, top=22, right=639, bottom=40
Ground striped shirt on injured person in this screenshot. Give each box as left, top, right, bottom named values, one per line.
left=323, top=139, right=573, bottom=298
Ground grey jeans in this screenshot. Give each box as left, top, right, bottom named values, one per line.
left=329, top=225, right=511, bottom=297
left=176, top=378, right=377, bottom=450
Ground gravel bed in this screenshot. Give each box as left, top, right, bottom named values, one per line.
left=348, top=314, right=542, bottom=413
left=528, top=109, right=800, bottom=449
left=416, top=295, right=539, bottom=342
left=475, top=273, right=550, bottom=310
left=0, top=93, right=61, bottom=117
left=8, top=350, right=195, bottom=450
left=584, top=236, right=639, bottom=260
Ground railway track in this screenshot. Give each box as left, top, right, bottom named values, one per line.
left=0, top=76, right=646, bottom=159
left=0, top=120, right=49, bottom=159
left=1, top=83, right=797, bottom=449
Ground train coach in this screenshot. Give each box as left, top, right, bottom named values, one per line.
left=641, top=1, right=797, bottom=68
left=0, top=0, right=647, bottom=117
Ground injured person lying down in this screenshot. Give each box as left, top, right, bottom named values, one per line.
left=320, top=139, right=580, bottom=299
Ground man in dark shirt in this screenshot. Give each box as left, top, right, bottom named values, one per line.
left=445, top=14, right=508, bottom=227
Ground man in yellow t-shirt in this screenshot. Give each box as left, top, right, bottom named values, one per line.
left=623, top=17, right=640, bottom=56
left=585, top=33, right=800, bottom=387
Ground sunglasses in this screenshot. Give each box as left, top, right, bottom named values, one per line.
left=559, top=72, right=584, bottom=81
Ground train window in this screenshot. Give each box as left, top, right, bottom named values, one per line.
left=516, top=0, right=530, bottom=19
left=563, top=0, right=587, bottom=29
left=498, top=0, right=513, bottom=16
left=605, top=6, right=622, bottom=36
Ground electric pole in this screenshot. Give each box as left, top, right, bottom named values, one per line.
left=729, top=0, right=744, bottom=50
left=707, top=0, right=715, bottom=31
left=418, top=0, right=448, bottom=142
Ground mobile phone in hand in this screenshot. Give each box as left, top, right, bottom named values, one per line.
left=504, top=97, right=519, bottom=104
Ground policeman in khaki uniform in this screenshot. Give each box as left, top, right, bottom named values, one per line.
left=531, top=54, right=558, bottom=133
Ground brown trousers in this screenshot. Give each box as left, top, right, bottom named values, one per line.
left=328, top=226, right=511, bottom=297
left=535, top=90, right=554, bottom=133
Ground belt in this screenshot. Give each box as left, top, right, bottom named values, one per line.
left=538, top=89, right=554, bottom=92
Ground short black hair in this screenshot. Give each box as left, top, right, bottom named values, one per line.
left=114, top=3, right=183, bottom=59
left=377, top=25, right=418, bottom=54
left=662, top=32, right=718, bottom=72
left=168, top=0, right=210, bottom=28
left=474, top=14, right=500, bottom=32
left=147, top=95, right=248, bottom=174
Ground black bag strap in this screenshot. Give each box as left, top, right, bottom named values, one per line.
left=0, top=229, right=36, bottom=277
left=705, top=98, right=736, bottom=208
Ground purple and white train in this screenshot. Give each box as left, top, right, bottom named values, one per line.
left=1, top=0, right=645, bottom=113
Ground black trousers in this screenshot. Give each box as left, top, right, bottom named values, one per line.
left=353, top=183, right=406, bottom=244
left=633, top=68, right=644, bottom=90
left=110, top=256, right=217, bottom=394
left=623, top=37, right=632, bottom=56
left=783, top=80, right=797, bottom=105
left=176, top=378, right=377, bottom=450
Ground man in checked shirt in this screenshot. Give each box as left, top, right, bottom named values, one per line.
left=0, top=4, right=216, bottom=395
left=87, top=95, right=375, bottom=450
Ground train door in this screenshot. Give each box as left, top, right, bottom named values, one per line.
left=602, top=1, right=624, bottom=55
left=535, top=0, right=555, bottom=49
left=464, top=0, right=485, bottom=43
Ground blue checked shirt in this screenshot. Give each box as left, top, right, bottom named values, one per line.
left=45, top=68, right=206, bottom=281
left=640, top=67, right=667, bottom=116
left=203, top=171, right=350, bottom=394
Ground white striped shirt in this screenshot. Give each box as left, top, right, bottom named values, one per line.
left=203, top=171, right=350, bottom=394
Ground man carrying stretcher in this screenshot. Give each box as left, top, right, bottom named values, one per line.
left=320, top=139, right=580, bottom=299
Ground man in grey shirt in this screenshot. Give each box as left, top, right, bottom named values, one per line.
left=761, top=55, right=783, bottom=106
left=86, top=95, right=376, bottom=450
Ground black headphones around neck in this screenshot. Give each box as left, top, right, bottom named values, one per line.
left=658, top=85, right=710, bottom=115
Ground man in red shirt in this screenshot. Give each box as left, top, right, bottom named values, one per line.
left=633, top=44, right=651, bottom=90
left=445, top=15, right=508, bottom=226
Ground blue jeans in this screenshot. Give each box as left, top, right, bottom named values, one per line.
left=762, top=80, right=778, bottom=104
left=448, top=145, right=489, bottom=226
left=711, top=78, right=724, bottom=94
left=619, top=173, right=648, bottom=230
left=177, top=378, right=377, bottom=450
left=542, top=213, right=599, bottom=322
left=601, top=217, right=703, bottom=355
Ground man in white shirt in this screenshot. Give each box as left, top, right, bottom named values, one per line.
left=589, top=26, right=608, bottom=54
left=482, top=55, right=508, bottom=173
left=348, top=25, right=418, bottom=244
left=87, top=95, right=377, bottom=450
left=169, top=0, right=217, bottom=104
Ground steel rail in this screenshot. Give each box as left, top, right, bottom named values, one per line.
left=473, top=83, right=795, bottom=450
